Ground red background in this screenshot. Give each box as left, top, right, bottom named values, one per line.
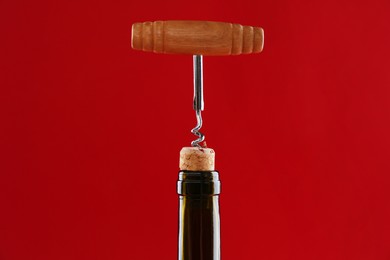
left=1, top=0, right=390, bottom=259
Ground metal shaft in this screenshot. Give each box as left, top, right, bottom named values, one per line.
left=191, top=55, right=205, bottom=148
left=193, top=55, right=204, bottom=111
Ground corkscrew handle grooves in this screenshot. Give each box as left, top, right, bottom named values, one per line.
left=131, top=20, right=264, bottom=55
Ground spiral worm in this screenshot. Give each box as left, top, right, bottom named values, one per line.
left=191, top=110, right=205, bottom=147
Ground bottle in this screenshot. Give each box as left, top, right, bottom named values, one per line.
left=178, top=148, right=221, bottom=260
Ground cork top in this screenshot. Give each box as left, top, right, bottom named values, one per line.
left=179, top=147, right=215, bottom=171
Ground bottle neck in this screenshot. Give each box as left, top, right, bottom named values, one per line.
left=177, top=171, right=221, bottom=260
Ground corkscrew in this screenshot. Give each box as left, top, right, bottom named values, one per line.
left=131, top=20, right=264, bottom=148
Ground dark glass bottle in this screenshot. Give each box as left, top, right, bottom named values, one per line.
left=177, top=170, right=221, bottom=260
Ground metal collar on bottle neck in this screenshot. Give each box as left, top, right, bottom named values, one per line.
left=177, top=171, right=221, bottom=196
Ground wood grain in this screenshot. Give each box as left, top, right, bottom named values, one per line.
left=131, top=20, right=264, bottom=55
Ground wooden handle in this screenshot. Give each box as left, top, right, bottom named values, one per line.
left=131, top=20, right=264, bottom=55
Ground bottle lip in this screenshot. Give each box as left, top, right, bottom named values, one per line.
left=177, top=171, right=221, bottom=195
left=178, top=170, right=219, bottom=180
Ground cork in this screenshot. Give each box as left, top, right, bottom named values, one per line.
left=179, top=147, right=215, bottom=171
